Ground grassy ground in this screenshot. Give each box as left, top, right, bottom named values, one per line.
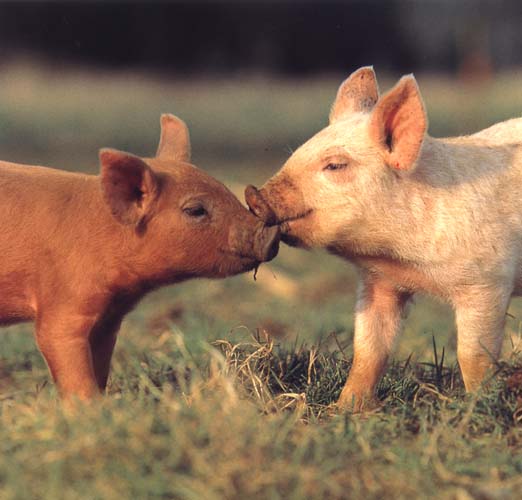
left=0, top=63, right=522, bottom=499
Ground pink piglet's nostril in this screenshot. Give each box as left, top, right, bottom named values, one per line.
left=245, top=185, right=277, bottom=226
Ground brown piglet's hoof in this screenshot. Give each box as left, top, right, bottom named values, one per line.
left=245, top=185, right=277, bottom=226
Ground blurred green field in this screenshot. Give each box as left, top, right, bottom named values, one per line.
left=0, top=63, right=522, bottom=499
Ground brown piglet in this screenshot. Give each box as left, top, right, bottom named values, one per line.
left=0, top=114, right=279, bottom=400
left=247, top=66, right=522, bottom=411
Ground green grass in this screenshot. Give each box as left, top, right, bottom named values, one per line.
left=1, top=63, right=522, bottom=499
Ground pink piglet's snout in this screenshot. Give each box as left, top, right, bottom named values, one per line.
left=244, top=184, right=278, bottom=226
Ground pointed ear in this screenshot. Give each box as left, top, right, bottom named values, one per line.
left=368, top=75, right=427, bottom=171
left=156, top=113, right=191, bottom=162
left=100, top=148, right=159, bottom=226
left=329, top=66, right=379, bottom=124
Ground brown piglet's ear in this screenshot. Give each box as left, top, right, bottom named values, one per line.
left=156, top=113, right=191, bottom=162
left=100, top=148, right=159, bottom=226
left=329, top=66, right=379, bottom=124
left=368, top=74, right=427, bottom=172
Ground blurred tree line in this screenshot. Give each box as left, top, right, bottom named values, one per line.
left=0, top=1, right=520, bottom=76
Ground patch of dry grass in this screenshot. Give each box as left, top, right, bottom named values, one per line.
left=2, top=327, right=522, bottom=499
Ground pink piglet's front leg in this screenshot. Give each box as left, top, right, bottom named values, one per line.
left=337, top=272, right=411, bottom=411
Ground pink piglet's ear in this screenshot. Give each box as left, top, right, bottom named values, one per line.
left=156, top=113, right=191, bottom=162
left=329, top=66, right=379, bottom=124
left=100, top=148, right=159, bottom=226
left=368, top=74, right=427, bottom=172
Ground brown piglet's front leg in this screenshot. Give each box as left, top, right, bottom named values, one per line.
left=36, top=308, right=100, bottom=401
left=90, top=325, right=120, bottom=392
left=337, top=273, right=410, bottom=412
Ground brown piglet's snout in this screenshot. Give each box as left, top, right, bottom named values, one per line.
left=229, top=219, right=280, bottom=263
left=245, top=184, right=277, bottom=226
left=255, top=224, right=280, bottom=262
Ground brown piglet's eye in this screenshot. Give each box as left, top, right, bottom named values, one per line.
left=183, top=204, right=208, bottom=218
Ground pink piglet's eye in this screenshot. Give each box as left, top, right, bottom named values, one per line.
left=324, top=163, right=347, bottom=171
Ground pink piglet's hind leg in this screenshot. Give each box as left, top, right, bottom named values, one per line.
left=337, top=272, right=411, bottom=412
left=454, top=285, right=511, bottom=392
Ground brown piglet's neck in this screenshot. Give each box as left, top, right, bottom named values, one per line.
left=52, top=176, right=175, bottom=292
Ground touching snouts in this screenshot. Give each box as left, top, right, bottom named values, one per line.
left=245, top=185, right=281, bottom=258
